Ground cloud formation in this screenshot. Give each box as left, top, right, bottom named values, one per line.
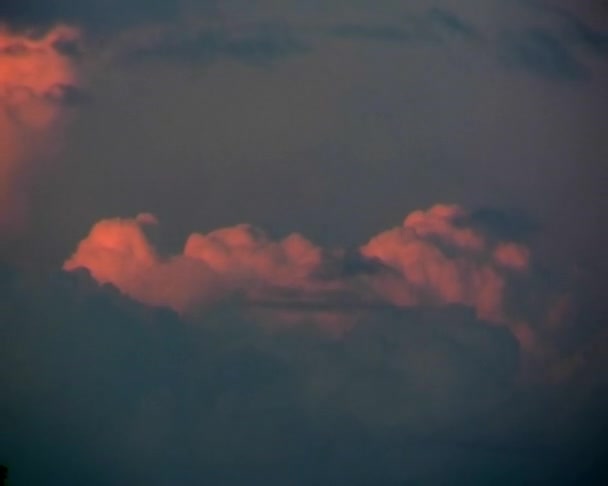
left=122, top=24, right=310, bottom=67
left=0, top=24, right=80, bottom=233
left=0, top=0, right=201, bottom=33
left=64, top=204, right=532, bottom=343
left=63, top=212, right=333, bottom=313
left=1, top=262, right=605, bottom=485
left=331, top=7, right=480, bottom=44
left=360, top=204, right=530, bottom=323
left=498, top=28, right=589, bottom=81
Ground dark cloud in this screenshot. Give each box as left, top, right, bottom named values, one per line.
left=125, top=25, right=310, bottom=66
left=328, top=3, right=603, bottom=82
left=317, top=250, right=389, bottom=279
left=0, top=0, right=310, bottom=68
left=465, top=208, right=540, bottom=242
left=0, top=0, right=209, bottom=33
left=331, top=7, right=480, bottom=44
left=331, top=24, right=416, bottom=43
left=498, top=28, right=589, bottom=80
left=523, top=0, right=608, bottom=57
left=426, top=7, right=481, bottom=41
left=0, top=1, right=307, bottom=68
left=569, top=21, right=608, bottom=57
left=0, top=265, right=606, bottom=484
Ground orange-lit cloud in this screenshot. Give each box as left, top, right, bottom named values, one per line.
left=63, top=215, right=334, bottom=313
left=64, top=204, right=534, bottom=343
left=0, top=24, right=80, bottom=233
left=360, top=204, right=529, bottom=323
left=183, top=224, right=325, bottom=292
left=63, top=214, right=222, bottom=312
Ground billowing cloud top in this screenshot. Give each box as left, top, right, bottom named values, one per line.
left=63, top=204, right=533, bottom=346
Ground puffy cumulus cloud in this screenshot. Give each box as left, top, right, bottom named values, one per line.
left=361, top=204, right=530, bottom=324
left=0, top=24, right=80, bottom=233
left=0, top=263, right=605, bottom=485
left=63, top=214, right=221, bottom=312
left=63, top=213, right=160, bottom=284
left=63, top=214, right=336, bottom=314
left=63, top=204, right=534, bottom=344
left=183, top=224, right=325, bottom=292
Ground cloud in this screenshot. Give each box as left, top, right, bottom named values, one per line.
left=63, top=204, right=535, bottom=346
left=123, top=24, right=310, bottom=67
left=492, top=1, right=608, bottom=80
left=0, top=0, right=206, bottom=34
left=325, top=2, right=605, bottom=81
left=0, top=24, right=80, bottom=234
left=1, top=0, right=308, bottom=68
left=493, top=243, right=531, bottom=271
left=360, top=205, right=530, bottom=325
left=523, top=0, right=608, bottom=57
left=426, top=7, right=481, bottom=40
left=331, top=24, right=416, bottom=43
left=498, top=28, right=589, bottom=80
left=0, top=263, right=605, bottom=484
left=466, top=207, right=540, bottom=242
left=62, top=213, right=222, bottom=312
left=331, top=7, right=480, bottom=45
left=63, top=213, right=339, bottom=315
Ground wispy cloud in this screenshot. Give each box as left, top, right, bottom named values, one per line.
left=327, top=2, right=605, bottom=82
left=498, top=28, right=590, bottom=80
left=123, top=24, right=310, bottom=66
left=0, top=0, right=216, bottom=33
left=526, top=0, right=608, bottom=58
left=330, top=7, right=481, bottom=45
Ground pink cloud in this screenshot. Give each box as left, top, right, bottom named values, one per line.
left=64, top=204, right=535, bottom=344
left=0, top=24, right=80, bottom=234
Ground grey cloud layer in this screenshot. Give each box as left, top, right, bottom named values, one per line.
left=0, top=0, right=213, bottom=32
left=3, top=0, right=606, bottom=79
left=331, top=7, right=481, bottom=44
left=326, top=3, right=606, bottom=81
left=122, top=24, right=310, bottom=66
left=1, top=265, right=606, bottom=484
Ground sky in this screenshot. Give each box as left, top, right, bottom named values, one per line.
left=0, top=0, right=607, bottom=484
